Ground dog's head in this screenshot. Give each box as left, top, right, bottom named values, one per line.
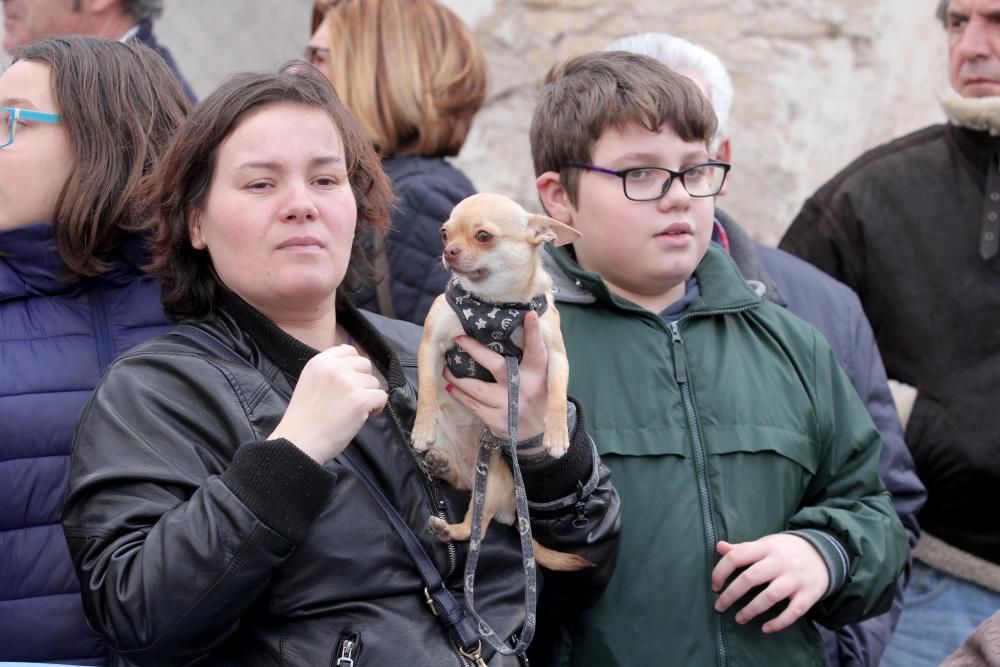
left=440, top=193, right=580, bottom=301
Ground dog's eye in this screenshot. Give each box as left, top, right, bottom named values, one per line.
left=440, top=228, right=448, bottom=243
left=476, top=231, right=492, bottom=244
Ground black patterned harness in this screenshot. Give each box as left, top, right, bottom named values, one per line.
left=444, top=278, right=548, bottom=382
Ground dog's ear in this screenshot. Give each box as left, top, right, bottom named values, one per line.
left=527, top=214, right=582, bottom=247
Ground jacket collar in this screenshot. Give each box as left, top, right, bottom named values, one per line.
left=946, top=122, right=1000, bottom=171
left=218, top=289, right=409, bottom=390
left=0, top=222, right=72, bottom=300
left=714, top=208, right=786, bottom=307
left=545, top=241, right=761, bottom=317
left=0, top=222, right=153, bottom=302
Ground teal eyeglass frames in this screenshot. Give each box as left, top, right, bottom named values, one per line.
left=0, top=107, right=62, bottom=149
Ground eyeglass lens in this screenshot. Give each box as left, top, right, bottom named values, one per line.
left=625, top=165, right=726, bottom=200
left=0, top=110, right=13, bottom=147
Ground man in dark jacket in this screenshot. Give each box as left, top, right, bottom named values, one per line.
left=781, top=2, right=1000, bottom=665
left=2, top=0, right=196, bottom=102
left=606, top=32, right=927, bottom=667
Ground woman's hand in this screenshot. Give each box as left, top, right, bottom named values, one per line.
left=443, top=310, right=549, bottom=441
left=269, top=345, right=387, bottom=463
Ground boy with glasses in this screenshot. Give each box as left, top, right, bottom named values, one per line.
left=529, top=50, right=907, bottom=666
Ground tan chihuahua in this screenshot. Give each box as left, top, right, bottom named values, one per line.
left=410, top=193, right=589, bottom=572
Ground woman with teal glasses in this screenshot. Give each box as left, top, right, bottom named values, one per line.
left=0, top=37, right=189, bottom=665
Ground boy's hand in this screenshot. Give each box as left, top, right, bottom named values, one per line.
left=442, top=311, right=548, bottom=441
left=711, top=534, right=829, bottom=634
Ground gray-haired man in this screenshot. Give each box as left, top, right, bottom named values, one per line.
left=2, top=0, right=195, bottom=101
left=782, top=2, right=1000, bottom=665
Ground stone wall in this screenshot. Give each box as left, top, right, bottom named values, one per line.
left=1, top=0, right=947, bottom=242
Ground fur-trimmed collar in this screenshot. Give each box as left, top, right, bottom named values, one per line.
left=941, top=87, right=1000, bottom=135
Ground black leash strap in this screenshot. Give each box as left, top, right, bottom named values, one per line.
left=168, top=325, right=487, bottom=665
left=462, top=356, right=536, bottom=657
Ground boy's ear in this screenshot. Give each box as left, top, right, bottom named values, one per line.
left=535, top=171, right=575, bottom=226
left=714, top=137, right=731, bottom=197
left=527, top=213, right=582, bottom=247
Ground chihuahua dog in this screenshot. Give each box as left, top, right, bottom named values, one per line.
left=410, top=193, right=589, bottom=572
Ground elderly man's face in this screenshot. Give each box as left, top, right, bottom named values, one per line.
left=947, top=0, right=1000, bottom=97
left=2, top=0, right=83, bottom=53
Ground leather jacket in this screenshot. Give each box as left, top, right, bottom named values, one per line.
left=62, top=297, right=621, bottom=666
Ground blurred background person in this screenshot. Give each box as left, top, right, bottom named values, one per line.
left=0, top=36, right=189, bottom=665
left=606, top=31, right=926, bottom=667
left=782, top=1, right=1000, bottom=663
left=308, top=0, right=486, bottom=323
left=2, top=0, right=196, bottom=101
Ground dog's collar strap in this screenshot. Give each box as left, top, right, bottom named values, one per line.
left=444, top=279, right=547, bottom=382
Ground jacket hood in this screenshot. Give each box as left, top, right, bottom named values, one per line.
left=544, top=242, right=761, bottom=315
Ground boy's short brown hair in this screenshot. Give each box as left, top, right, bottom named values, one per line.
left=530, top=50, right=718, bottom=206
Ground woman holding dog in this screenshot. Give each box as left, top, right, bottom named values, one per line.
left=62, top=63, right=619, bottom=666
left=307, top=0, right=487, bottom=324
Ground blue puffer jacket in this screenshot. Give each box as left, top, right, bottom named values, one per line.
left=352, top=154, right=476, bottom=324
left=0, top=223, right=170, bottom=665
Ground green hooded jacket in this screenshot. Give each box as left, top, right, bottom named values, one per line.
left=543, top=244, right=907, bottom=667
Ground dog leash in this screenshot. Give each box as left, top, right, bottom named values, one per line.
left=462, top=355, right=537, bottom=657
left=168, top=325, right=491, bottom=666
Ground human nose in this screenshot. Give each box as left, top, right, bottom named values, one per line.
left=956, top=17, right=992, bottom=60
left=279, top=185, right=319, bottom=222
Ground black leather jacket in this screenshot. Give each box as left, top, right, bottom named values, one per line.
left=62, top=299, right=620, bottom=666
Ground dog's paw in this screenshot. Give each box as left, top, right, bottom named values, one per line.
left=410, top=416, right=437, bottom=452
left=542, top=425, right=570, bottom=459
left=424, top=448, right=451, bottom=478
left=427, top=515, right=452, bottom=542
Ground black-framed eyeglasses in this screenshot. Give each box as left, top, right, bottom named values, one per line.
left=304, top=45, right=331, bottom=68
left=568, top=160, right=731, bottom=200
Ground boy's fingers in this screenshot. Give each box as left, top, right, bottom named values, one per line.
left=710, top=540, right=761, bottom=592
left=714, top=558, right=775, bottom=612
left=732, top=576, right=794, bottom=625
left=761, top=591, right=815, bottom=634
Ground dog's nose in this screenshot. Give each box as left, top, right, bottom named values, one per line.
left=444, top=244, right=463, bottom=259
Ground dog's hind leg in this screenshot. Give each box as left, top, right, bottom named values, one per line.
left=427, top=449, right=513, bottom=542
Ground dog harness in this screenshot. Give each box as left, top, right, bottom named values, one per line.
left=444, top=278, right=548, bottom=382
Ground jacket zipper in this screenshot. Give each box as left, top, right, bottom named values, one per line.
left=333, top=633, right=360, bottom=666
left=385, top=395, right=458, bottom=578
left=385, top=395, right=466, bottom=667
left=88, top=282, right=113, bottom=373
left=669, top=319, right=728, bottom=667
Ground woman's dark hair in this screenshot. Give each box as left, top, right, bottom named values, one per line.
left=146, top=62, right=394, bottom=321
left=13, top=36, right=190, bottom=276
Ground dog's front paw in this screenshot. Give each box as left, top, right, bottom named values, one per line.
left=542, top=422, right=570, bottom=458
left=410, top=414, right=437, bottom=452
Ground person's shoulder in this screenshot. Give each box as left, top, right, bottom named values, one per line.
left=755, top=243, right=860, bottom=308
left=820, top=123, right=950, bottom=193
left=384, top=155, right=476, bottom=197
